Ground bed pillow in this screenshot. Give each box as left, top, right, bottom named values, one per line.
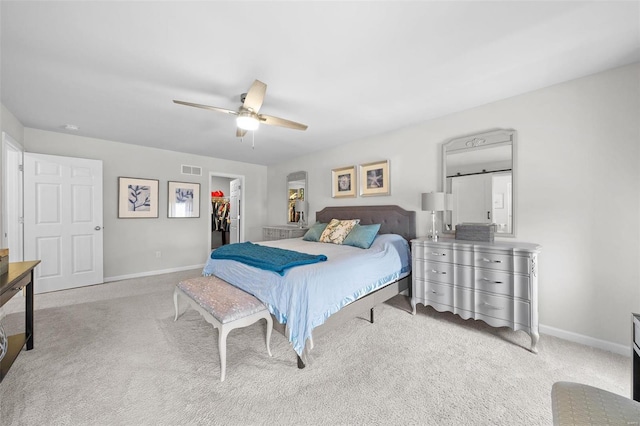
left=302, top=222, right=328, bottom=242
left=319, top=219, right=359, bottom=244
left=342, top=223, right=381, bottom=249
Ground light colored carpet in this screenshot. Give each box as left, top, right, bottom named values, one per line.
left=0, top=269, right=631, bottom=425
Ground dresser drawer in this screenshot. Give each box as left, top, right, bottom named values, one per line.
left=474, top=269, right=530, bottom=300
left=288, top=228, right=307, bottom=238
left=413, top=244, right=453, bottom=262
left=474, top=252, right=530, bottom=274
left=414, top=279, right=454, bottom=306
left=414, top=260, right=453, bottom=284
left=475, top=292, right=531, bottom=326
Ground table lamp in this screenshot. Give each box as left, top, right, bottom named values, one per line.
left=422, top=192, right=445, bottom=241
left=294, top=200, right=307, bottom=228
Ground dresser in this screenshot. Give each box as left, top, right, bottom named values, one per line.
left=262, top=226, right=308, bottom=241
left=411, top=237, right=541, bottom=352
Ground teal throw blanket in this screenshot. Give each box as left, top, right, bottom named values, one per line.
left=210, top=242, right=327, bottom=275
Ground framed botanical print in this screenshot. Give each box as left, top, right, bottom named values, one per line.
left=118, top=177, right=159, bottom=218
left=168, top=181, right=200, bottom=218
left=359, top=160, right=390, bottom=196
left=331, top=165, right=357, bottom=198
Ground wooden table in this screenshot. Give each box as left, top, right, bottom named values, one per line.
left=0, top=260, right=40, bottom=382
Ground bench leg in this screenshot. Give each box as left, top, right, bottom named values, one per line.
left=265, top=316, right=273, bottom=357
left=218, top=326, right=229, bottom=382
left=173, top=289, right=180, bottom=321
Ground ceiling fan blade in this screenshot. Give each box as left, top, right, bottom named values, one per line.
left=242, top=80, right=267, bottom=113
left=173, top=100, right=238, bottom=115
left=259, top=114, right=308, bottom=131
left=236, top=128, right=247, bottom=138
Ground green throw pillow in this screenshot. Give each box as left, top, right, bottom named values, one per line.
left=303, top=222, right=328, bottom=242
left=342, top=223, right=381, bottom=249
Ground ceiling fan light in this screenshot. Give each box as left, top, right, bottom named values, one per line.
left=236, top=113, right=259, bottom=131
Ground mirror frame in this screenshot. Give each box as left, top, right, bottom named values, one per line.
left=441, top=129, right=517, bottom=237
left=286, top=171, right=307, bottom=225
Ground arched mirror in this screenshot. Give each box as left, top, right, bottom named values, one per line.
left=286, top=171, right=307, bottom=225
left=442, top=129, right=516, bottom=237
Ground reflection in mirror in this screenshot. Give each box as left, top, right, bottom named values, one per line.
left=442, top=129, right=516, bottom=237
left=287, top=171, right=307, bottom=225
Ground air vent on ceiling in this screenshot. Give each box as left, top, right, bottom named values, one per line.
left=181, top=164, right=202, bottom=176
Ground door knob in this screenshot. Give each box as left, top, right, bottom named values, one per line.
left=95, top=226, right=102, bottom=231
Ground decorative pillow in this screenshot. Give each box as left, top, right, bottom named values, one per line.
left=342, top=224, right=381, bottom=249
left=319, top=219, right=360, bottom=244
left=302, top=222, right=328, bottom=242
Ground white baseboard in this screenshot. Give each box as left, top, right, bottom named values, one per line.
left=539, top=323, right=631, bottom=357
left=104, top=264, right=204, bottom=283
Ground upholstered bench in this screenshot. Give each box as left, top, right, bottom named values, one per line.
left=551, top=381, right=640, bottom=425
left=174, top=276, right=273, bottom=382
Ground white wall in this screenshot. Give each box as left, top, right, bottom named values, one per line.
left=23, top=128, right=268, bottom=280
left=267, top=63, right=640, bottom=350
left=1, top=104, right=25, bottom=145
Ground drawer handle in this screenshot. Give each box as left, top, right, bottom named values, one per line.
left=481, top=302, right=503, bottom=310
left=430, top=290, right=441, bottom=295
left=481, top=258, right=502, bottom=264
left=430, top=269, right=446, bottom=275
left=430, top=252, right=447, bottom=257
left=481, top=278, right=503, bottom=284
left=12, top=286, right=25, bottom=291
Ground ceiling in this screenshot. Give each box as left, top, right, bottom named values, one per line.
left=1, top=1, right=639, bottom=166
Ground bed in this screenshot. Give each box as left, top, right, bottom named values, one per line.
left=202, top=205, right=416, bottom=367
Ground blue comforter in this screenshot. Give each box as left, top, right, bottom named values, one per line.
left=210, top=242, right=327, bottom=275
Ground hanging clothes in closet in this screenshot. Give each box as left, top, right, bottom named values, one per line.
left=212, top=197, right=230, bottom=246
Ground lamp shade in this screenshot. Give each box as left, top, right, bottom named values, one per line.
left=422, top=192, right=445, bottom=212
left=294, top=200, right=307, bottom=212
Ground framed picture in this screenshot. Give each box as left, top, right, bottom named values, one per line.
left=168, top=181, right=201, bottom=218
left=331, top=165, right=357, bottom=198
left=359, top=160, right=390, bottom=196
left=118, top=177, right=159, bottom=218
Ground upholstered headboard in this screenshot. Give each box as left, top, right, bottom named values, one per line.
left=315, top=205, right=416, bottom=242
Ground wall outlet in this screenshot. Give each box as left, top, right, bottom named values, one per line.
left=155, top=251, right=161, bottom=258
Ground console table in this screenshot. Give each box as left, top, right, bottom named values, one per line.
left=411, top=237, right=541, bottom=352
left=0, top=260, right=40, bottom=382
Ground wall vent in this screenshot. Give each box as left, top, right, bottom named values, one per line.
left=181, top=164, right=202, bottom=176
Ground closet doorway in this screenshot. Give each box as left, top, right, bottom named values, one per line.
left=209, top=173, right=244, bottom=251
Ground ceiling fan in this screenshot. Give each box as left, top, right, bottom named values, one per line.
left=173, top=80, right=308, bottom=138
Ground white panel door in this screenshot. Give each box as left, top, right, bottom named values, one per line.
left=229, top=178, right=241, bottom=244
left=24, top=153, right=103, bottom=293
